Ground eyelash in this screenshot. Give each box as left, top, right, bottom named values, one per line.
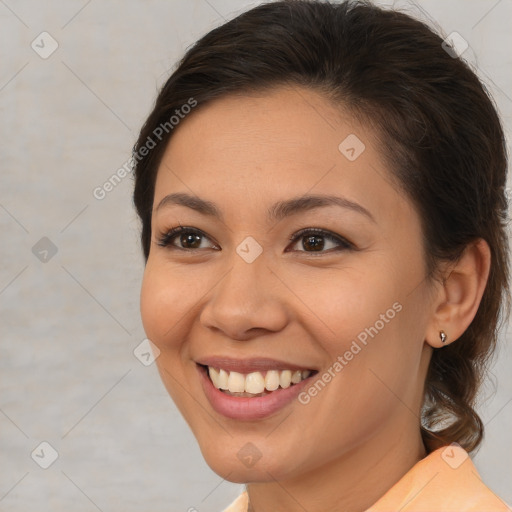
left=156, top=225, right=354, bottom=255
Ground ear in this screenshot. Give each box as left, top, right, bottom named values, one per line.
left=425, top=238, right=491, bottom=349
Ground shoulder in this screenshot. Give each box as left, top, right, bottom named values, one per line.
left=367, top=444, right=511, bottom=511
left=220, top=446, right=511, bottom=512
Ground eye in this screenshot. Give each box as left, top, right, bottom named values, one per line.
left=157, top=225, right=353, bottom=255
left=156, top=225, right=218, bottom=251
left=287, top=227, right=353, bottom=254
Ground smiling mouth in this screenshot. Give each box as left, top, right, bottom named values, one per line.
left=198, top=364, right=317, bottom=398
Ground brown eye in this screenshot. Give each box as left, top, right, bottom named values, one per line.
left=157, top=226, right=353, bottom=255
left=157, top=226, right=217, bottom=250
left=287, top=228, right=353, bottom=254
left=177, top=232, right=202, bottom=249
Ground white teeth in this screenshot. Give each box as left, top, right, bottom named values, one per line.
left=208, top=367, right=220, bottom=388
left=227, top=371, right=245, bottom=392
left=207, top=366, right=313, bottom=394
left=265, top=370, right=280, bottom=391
left=291, top=370, right=302, bottom=384
left=279, top=369, right=292, bottom=389
left=245, top=372, right=265, bottom=394
left=218, top=369, right=229, bottom=390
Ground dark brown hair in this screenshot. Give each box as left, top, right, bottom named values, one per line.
left=132, top=0, right=510, bottom=454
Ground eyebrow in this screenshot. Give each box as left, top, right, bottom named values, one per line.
left=154, top=192, right=376, bottom=224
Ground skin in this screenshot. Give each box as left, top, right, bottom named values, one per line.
left=140, top=86, right=490, bottom=512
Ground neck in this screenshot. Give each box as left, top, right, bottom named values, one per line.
left=245, top=423, right=427, bottom=512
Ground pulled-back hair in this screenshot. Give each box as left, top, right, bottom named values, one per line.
left=132, top=0, right=510, bottom=454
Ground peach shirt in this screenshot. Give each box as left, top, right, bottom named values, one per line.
left=222, top=444, right=511, bottom=511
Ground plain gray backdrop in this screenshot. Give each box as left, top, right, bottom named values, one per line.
left=1, top=1, right=511, bottom=511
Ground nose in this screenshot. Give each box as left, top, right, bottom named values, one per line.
left=199, top=250, right=288, bottom=341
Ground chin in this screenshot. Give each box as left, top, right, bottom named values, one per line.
left=197, top=438, right=300, bottom=483
left=202, top=455, right=278, bottom=483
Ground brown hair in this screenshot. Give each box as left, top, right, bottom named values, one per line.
left=132, top=0, right=510, bottom=454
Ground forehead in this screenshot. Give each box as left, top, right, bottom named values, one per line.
left=153, top=86, right=413, bottom=228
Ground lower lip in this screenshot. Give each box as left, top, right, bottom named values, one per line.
left=197, top=364, right=315, bottom=421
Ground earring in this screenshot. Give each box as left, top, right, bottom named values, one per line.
left=439, top=330, right=447, bottom=344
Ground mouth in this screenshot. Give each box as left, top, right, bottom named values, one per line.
left=195, top=358, right=318, bottom=420
left=198, top=364, right=315, bottom=397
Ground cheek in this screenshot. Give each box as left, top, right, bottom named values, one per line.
left=140, top=263, right=186, bottom=349
left=313, top=260, right=421, bottom=396
left=140, top=269, right=164, bottom=345
left=140, top=264, right=197, bottom=413
left=313, top=266, right=398, bottom=348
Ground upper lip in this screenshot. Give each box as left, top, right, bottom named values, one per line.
left=196, top=356, right=316, bottom=374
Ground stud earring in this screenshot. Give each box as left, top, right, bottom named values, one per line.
left=439, top=330, right=447, bottom=344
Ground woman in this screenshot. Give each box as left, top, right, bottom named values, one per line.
left=132, top=1, right=511, bottom=510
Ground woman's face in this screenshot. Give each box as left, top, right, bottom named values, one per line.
left=140, top=86, right=436, bottom=482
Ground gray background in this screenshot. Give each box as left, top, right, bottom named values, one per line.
left=1, top=1, right=511, bottom=511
